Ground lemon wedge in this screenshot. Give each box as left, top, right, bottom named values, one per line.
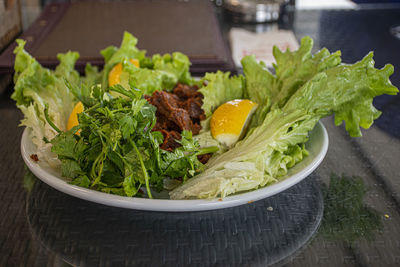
left=67, top=101, right=84, bottom=132
left=108, top=59, right=140, bottom=87
left=210, top=99, right=258, bottom=148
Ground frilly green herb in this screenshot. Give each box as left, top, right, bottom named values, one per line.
left=48, top=83, right=217, bottom=198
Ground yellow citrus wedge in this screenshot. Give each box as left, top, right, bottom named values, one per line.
left=210, top=99, right=258, bottom=148
left=108, top=58, right=140, bottom=87
left=67, top=101, right=84, bottom=132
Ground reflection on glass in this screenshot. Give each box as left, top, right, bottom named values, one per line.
left=25, top=171, right=323, bottom=266
left=23, top=165, right=36, bottom=192
left=319, top=174, right=382, bottom=243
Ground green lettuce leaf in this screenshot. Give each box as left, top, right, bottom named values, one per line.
left=271, top=37, right=342, bottom=108
left=283, top=52, right=398, bottom=136
left=242, top=36, right=342, bottom=127
left=12, top=39, right=79, bottom=166
left=152, top=52, right=193, bottom=87
left=198, top=71, right=245, bottom=117
left=170, top=109, right=319, bottom=199
left=82, top=63, right=102, bottom=86
left=121, top=52, right=193, bottom=95
left=101, top=32, right=193, bottom=95
left=170, top=37, right=398, bottom=199
left=100, top=31, right=146, bottom=88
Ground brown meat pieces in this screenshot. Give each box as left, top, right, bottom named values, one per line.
left=146, top=90, right=180, bottom=118
left=197, top=153, right=212, bottom=164
left=145, top=83, right=206, bottom=152
left=157, top=129, right=182, bottom=152
left=173, top=83, right=202, bottom=100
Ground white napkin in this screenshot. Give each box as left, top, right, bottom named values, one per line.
left=230, top=28, right=300, bottom=68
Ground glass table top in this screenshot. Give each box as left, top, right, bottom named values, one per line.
left=1, top=4, right=400, bottom=267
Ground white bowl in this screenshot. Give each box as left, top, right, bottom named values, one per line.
left=21, top=121, right=328, bottom=212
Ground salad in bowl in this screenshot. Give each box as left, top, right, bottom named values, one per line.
left=13, top=32, right=398, bottom=205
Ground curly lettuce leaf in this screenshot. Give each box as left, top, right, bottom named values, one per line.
left=170, top=109, right=318, bottom=199
left=283, top=52, right=397, bottom=136
left=100, top=31, right=146, bottom=88
left=170, top=38, right=398, bottom=199
left=121, top=52, right=194, bottom=94
left=242, top=36, right=342, bottom=127
left=151, top=52, right=193, bottom=87
left=198, top=71, right=245, bottom=117
left=271, top=37, right=342, bottom=108
left=82, top=63, right=102, bottom=86
left=101, top=32, right=193, bottom=94
left=12, top=39, right=79, bottom=166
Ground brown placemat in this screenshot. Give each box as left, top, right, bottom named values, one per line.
left=0, top=0, right=236, bottom=75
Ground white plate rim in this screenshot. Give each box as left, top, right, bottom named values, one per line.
left=21, top=122, right=328, bottom=212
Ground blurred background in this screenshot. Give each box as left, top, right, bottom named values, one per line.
left=2, top=0, right=400, bottom=95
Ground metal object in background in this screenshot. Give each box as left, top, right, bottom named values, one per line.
left=224, top=0, right=289, bottom=23
left=390, top=25, right=400, bottom=39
